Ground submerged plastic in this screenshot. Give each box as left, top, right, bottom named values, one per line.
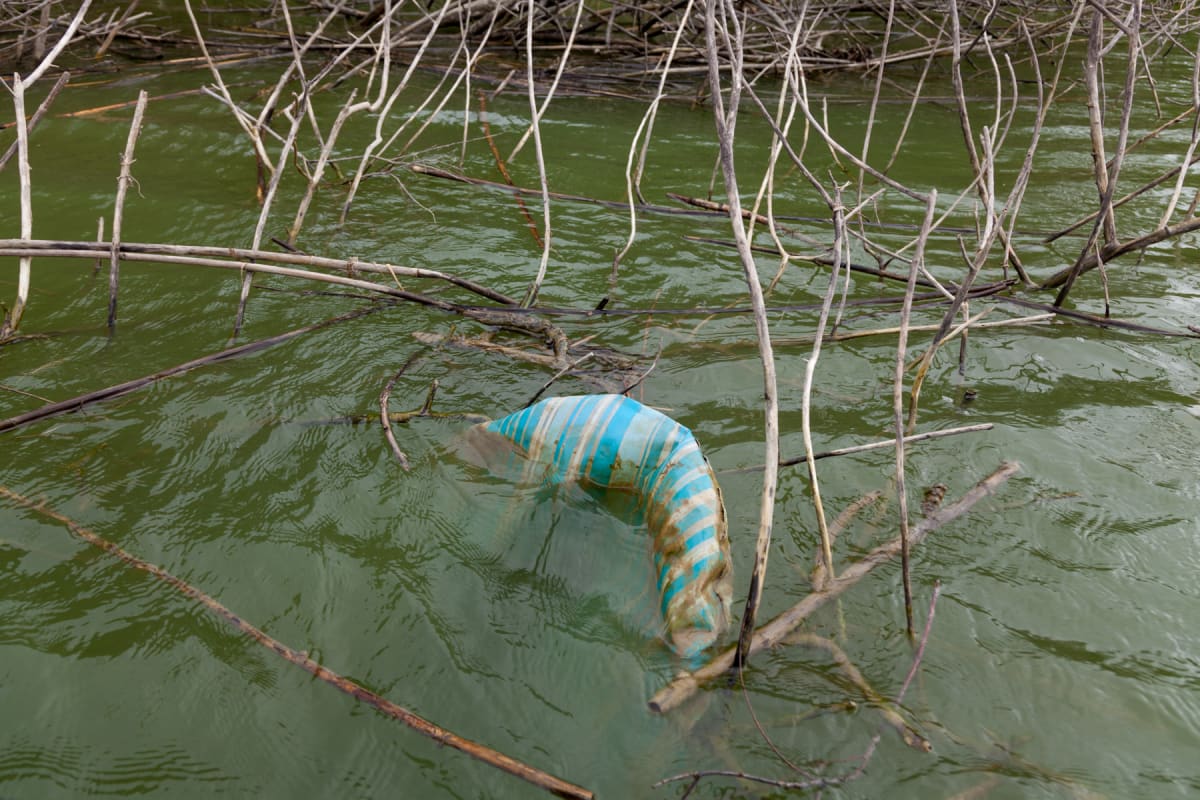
left=467, top=394, right=733, bottom=658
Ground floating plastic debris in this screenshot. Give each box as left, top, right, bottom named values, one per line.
left=465, top=394, right=733, bottom=658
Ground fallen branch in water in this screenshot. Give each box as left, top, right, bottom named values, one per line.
left=524, top=352, right=595, bottom=409
left=0, top=238, right=517, bottom=306
left=407, top=162, right=727, bottom=218
left=648, top=461, right=1019, bottom=714
left=0, top=485, right=593, bottom=800
left=107, top=89, right=148, bottom=332
left=380, top=352, right=425, bottom=470
left=783, top=632, right=930, bottom=751
left=655, top=583, right=943, bottom=794
left=0, top=240, right=590, bottom=360
left=1002, top=295, right=1200, bottom=338
left=725, top=423, right=994, bottom=475
left=1, top=83, right=31, bottom=341
left=811, top=491, right=885, bottom=591
left=478, top=90, right=542, bottom=249
left=0, top=304, right=383, bottom=435
left=409, top=329, right=641, bottom=394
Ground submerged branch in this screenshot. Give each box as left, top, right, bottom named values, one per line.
left=0, top=238, right=518, bottom=305
left=0, top=486, right=593, bottom=800
left=649, top=461, right=1019, bottom=714
left=0, top=305, right=384, bottom=435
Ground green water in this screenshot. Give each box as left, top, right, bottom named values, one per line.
left=2, top=38, right=1199, bottom=800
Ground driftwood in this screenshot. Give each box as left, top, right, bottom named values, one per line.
left=648, top=461, right=1019, bottom=714
left=0, top=305, right=383, bottom=435
left=0, top=486, right=592, bottom=800
left=0, top=239, right=518, bottom=305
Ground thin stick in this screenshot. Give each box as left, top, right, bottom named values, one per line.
left=108, top=90, right=148, bottom=332
left=619, top=345, right=660, bottom=396
left=0, top=486, right=593, bottom=800
left=631, top=0, right=695, bottom=205
left=239, top=13, right=316, bottom=336
left=812, top=491, right=884, bottom=591
left=1085, top=10, right=1117, bottom=246
left=996, top=13, right=1072, bottom=286
left=16, top=0, right=92, bottom=89
left=906, top=150, right=994, bottom=434
left=783, top=632, right=929, bottom=751
left=366, top=4, right=493, bottom=169
left=857, top=0, right=896, bottom=206
left=182, top=0, right=273, bottom=184
left=340, top=1, right=454, bottom=224
left=380, top=353, right=422, bottom=470
left=288, top=87, right=361, bottom=247
left=704, top=0, right=782, bottom=673
left=1004, top=294, right=1197, bottom=337
left=1096, top=243, right=1111, bottom=318
left=0, top=306, right=382, bottom=435
left=883, top=23, right=942, bottom=174
left=759, top=82, right=800, bottom=294
left=800, top=196, right=844, bottom=586
left=612, top=0, right=696, bottom=283
left=1045, top=123, right=1200, bottom=244
left=0, top=239, right=517, bottom=305
left=656, top=583, right=942, bottom=793
left=0, top=70, right=69, bottom=174
left=1054, top=3, right=1142, bottom=308
left=58, top=87, right=216, bottom=120
left=93, top=216, right=105, bottom=274
left=507, top=0, right=586, bottom=163
left=895, top=191, right=938, bottom=636
left=95, top=0, right=141, bottom=59
left=524, top=352, right=594, bottom=409
left=1042, top=211, right=1200, bottom=288
left=479, top=90, right=543, bottom=248
left=237, top=150, right=297, bottom=329
left=728, top=424, right=995, bottom=473
left=751, top=8, right=807, bottom=295
left=521, top=0, right=554, bottom=307
left=816, top=313, right=1053, bottom=344
left=1, top=77, right=32, bottom=340
left=648, top=461, right=1019, bottom=713
left=281, top=0, right=372, bottom=247
left=419, top=378, right=439, bottom=416
left=948, top=0, right=981, bottom=193
left=33, top=1, right=50, bottom=61
left=898, top=580, right=942, bottom=700
left=284, top=5, right=419, bottom=240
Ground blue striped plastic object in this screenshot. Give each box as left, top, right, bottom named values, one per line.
left=467, top=394, right=733, bottom=658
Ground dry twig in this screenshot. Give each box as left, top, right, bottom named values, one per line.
left=107, top=89, right=147, bottom=332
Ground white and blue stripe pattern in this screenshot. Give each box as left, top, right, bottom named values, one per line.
left=479, top=394, right=733, bottom=658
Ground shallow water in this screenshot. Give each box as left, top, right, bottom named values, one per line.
left=2, top=31, right=1199, bottom=800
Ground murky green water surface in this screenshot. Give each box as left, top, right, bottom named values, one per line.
left=2, top=26, right=1199, bottom=800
